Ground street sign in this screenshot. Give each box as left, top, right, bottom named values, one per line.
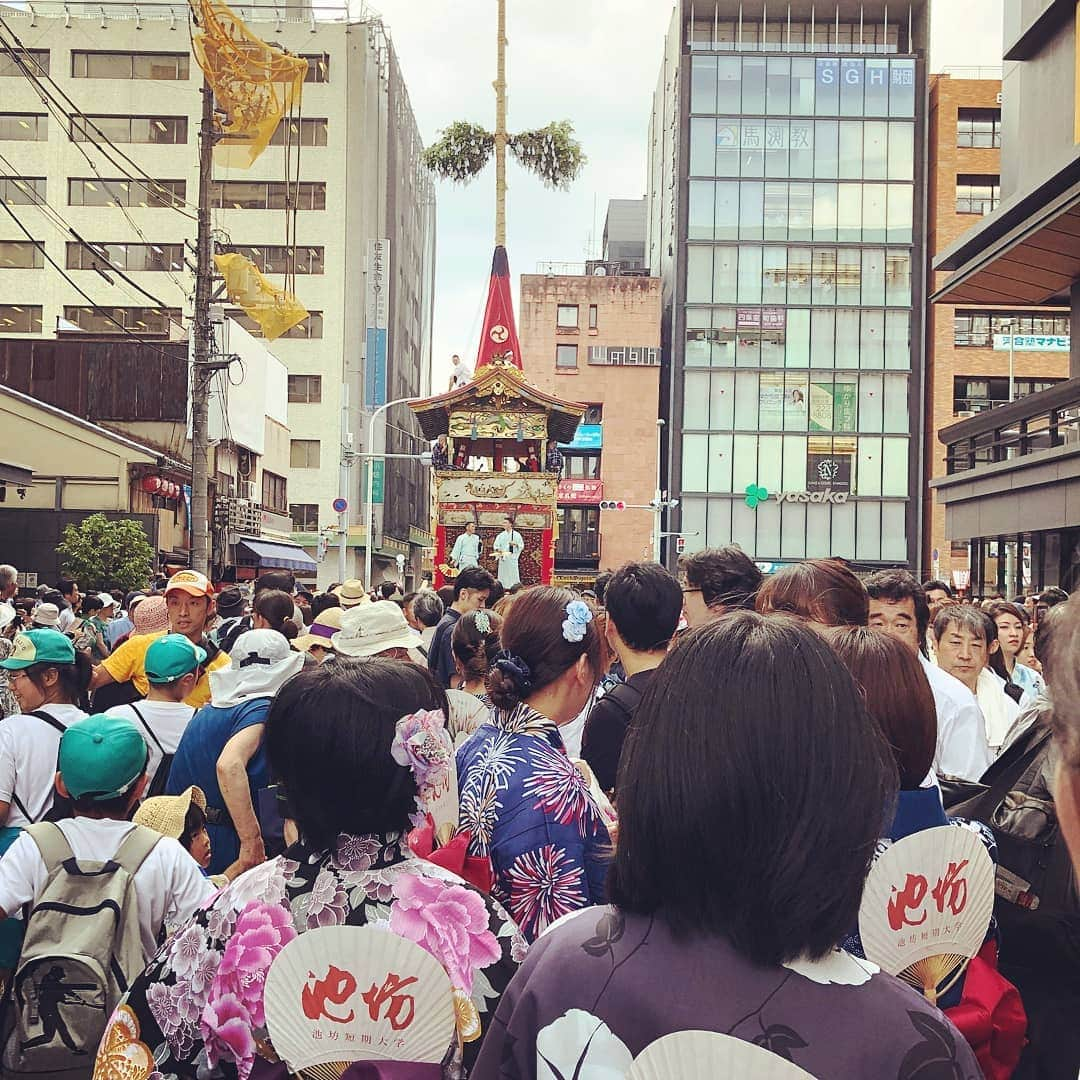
left=332, top=497, right=348, bottom=514
left=599, top=499, right=626, bottom=510
left=993, top=334, right=1070, bottom=352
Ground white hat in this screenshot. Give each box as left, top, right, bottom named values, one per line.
left=209, top=628, right=303, bottom=708
left=31, top=602, right=60, bottom=628
left=0, top=604, right=16, bottom=632
left=332, top=600, right=419, bottom=658
left=97, top=593, right=118, bottom=609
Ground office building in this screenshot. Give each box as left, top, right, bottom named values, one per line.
left=648, top=0, right=928, bottom=572
left=0, top=2, right=435, bottom=588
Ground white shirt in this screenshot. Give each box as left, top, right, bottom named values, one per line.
left=918, top=653, right=993, bottom=782
left=0, top=818, right=214, bottom=961
left=0, top=704, right=88, bottom=827
left=976, top=668, right=1021, bottom=753
left=57, top=607, right=76, bottom=634
left=450, top=359, right=472, bottom=388
left=105, top=700, right=196, bottom=789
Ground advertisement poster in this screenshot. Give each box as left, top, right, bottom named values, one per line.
left=807, top=453, right=852, bottom=492
left=809, top=382, right=857, bottom=432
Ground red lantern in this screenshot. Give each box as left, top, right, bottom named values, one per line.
left=141, top=476, right=162, bottom=494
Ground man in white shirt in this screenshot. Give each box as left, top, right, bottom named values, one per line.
left=865, top=570, right=992, bottom=782
left=0, top=714, right=212, bottom=962
left=105, top=634, right=201, bottom=795
left=448, top=353, right=472, bottom=391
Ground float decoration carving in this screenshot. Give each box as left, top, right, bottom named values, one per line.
left=436, top=473, right=557, bottom=505
left=448, top=409, right=548, bottom=440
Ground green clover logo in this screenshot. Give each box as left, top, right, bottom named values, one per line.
left=744, top=483, right=769, bottom=509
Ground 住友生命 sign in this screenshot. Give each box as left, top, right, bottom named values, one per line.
left=558, top=479, right=604, bottom=504
left=364, top=239, right=390, bottom=408
left=993, top=334, right=1070, bottom=353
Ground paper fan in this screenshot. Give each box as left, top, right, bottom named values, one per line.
left=858, top=824, right=994, bottom=1005
left=264, top=926, right=456, bottom=1079
left=628, top=1031, right=818, bottom=1079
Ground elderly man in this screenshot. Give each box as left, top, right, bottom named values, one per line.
left=0, top=566, right=16, bottom=603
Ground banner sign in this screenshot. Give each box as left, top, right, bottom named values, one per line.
left=807, top=453, right=852, bottom=493
left=364, top=239, right=390, bottom=408
left=993, top=334, right=1070, bottom=353
left=558, top=479, right=604, bottom=504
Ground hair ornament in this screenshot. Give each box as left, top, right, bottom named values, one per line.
left=474, top=609, right=492, bottom=634
left=493, top=650, right=532, bottom=695
left=391, top=709, right=453, bottom=828
left=562, top=599, right=594, bottom=643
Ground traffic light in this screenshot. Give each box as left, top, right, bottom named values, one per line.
left=599, top=500, right=626, bottom=511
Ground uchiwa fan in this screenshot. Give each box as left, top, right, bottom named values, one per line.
left=263, top=926, right=456, bottom=1079
left=858, top=825, right=994, bottom=1006
left=628, top=1031, right=818, bottom=1079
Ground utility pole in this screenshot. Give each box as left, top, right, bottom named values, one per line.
left=189, top=78, right=216, bottom=577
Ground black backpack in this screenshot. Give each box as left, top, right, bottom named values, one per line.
left=127, top=703, right=191, bottom=799
left=7, top=712, right=72, bottom=824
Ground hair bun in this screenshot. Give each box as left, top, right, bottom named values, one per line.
left=492, top=651, right=532, bottom=695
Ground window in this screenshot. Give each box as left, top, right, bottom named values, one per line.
left=557, top=304, right=579, bottom=329
left=68, top=177, right=185, bottom=209
left=208, top=181, right=326, bottom=210
left=0, top=177, right=45, bottom=204
left=954, top=375, right=1067, bottom=413
left=956, top=174, right=1000, bottom=215
left=219, top=245, right=324, bottom=275
left=71, top=52, right=189, bottom=80
left=66, top=242, right=184, bottom=271
left=563, top=453, right=601, bottom=479
left=583, top=404, right=603, bottom=425
left=261, top=470, right=288, bottom=513
left=71, top=115, right=187, bottom=144
left=0, top=49, right=48, bottom=77
left=269, top=118, right=328, bottom=147
left=301, top=53, right=330, bottom=83
left=287, top=374, right=322, bottom=403
left=226, top=310, right=323, bottom=339
left=0, top=114, right=47, bottom=141
left=588, top=304, right=598, bottom=330
left=556, top=344, right=579, bottom=369
left=290, top=439, right=321, bottom=468
left=957, top=108, right=1001, bottom=148
left=290, top=503, right=319, bottom=531
left=0, top=305, right=42, bottom=333
left=557, top=507, right=600, bottom=563
left=62, top=306, right=180, bottom=335
left=0, top=241, right=43, bottom=268
left=954, top=310, right=1069, bottom=347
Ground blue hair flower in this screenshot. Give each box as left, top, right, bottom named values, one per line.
left=562, top=600, right=594, bottom=643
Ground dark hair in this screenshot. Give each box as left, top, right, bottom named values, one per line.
left=593, top=571, right=613, bottom=605
left=826, top=627, right=936, bottom=789
left=80, top=595, right=104, bottom=616
left=605, top=562, right=683, bottom=652
left=265, top=658, right=449, bottom=850
left=452, top=609, right=503, bottom=682
left=411, top=591, right=444, bottom=628
left=486, top=580, right=506, bottom=609
left=453, top=566, right=496, bottom=601
left=609, top=612, right=896, bottom=965
left=42, top=590, right=65, bottom=609
left=437, top=585, right=455, bottom=608
left=933, top=604, right=988, bottom=644
left=1039, top=587, right=1069, bottom=607
left=980, top=611, right=1022, bottom=700
left=681, top=546, right=762, bottom=610
left=181, top=800, right=208, bottom=850
left=56, top=579, right=77, bottom=599
left=254, top=589, right=299, bottom=641
left=988, top=600, right=1029, bottom=627
left=309, top=593, right=342, bottom=619
left=23, top=651, right=92, bottom=705
left=865, top=569, right=930, bottom=654
left=402, top=592, right=417, bottom=606
left=378, top=582, right=402, bottom=601
left=756, top=559, right=868, bottom=627
left=255, top=569, right=295, bottom=596
left=485, top=586, right=602, bottom=710
left=72, top=790, right=140, bottom=815
left=922, top=579, right=954, bottom=598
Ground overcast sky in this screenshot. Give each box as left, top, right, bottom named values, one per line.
left=371, top=0, right=1004, bottom=388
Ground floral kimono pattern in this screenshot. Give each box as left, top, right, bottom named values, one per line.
left=456, top=704, right=611, bottom=943
left=93, top=833, right=525, bottom=1080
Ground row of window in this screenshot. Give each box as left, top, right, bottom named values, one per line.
left=556, top=304, right=599, bottom=330
left=287, top=374, right=322, bottom=403
left=690, top=56, right=917, bottom=119
left=208, top=181, right=326, bottom=211
left=68, top=177, right=186, bottom=209
left=0, top=304, right=42, bottom=333
left=262, top=471, right=288, bottom=515
left=680, top=493, right=908, bottom=563
left=0, top=50, right=331, bottom=82
left=687, top=245, right=912, bottom=308
left=685, top=306, right=911, bottom=372
left=689, top=180, right=913, bottom=244
left=683, top=370, right=910, bottom=434
left=681, top=433, right=910, bottom=499
left=219, top=245, right=325, bottom=275
left=954, top=310, right=1069, bottom=347
left=689, top=118, right=915, bottom=181
left=954, top=376, right=1065, bottom=414
left=66, top=242, right=183, bottom=272
left=957, top=108, right=1001, bottom=149
left=63, top=306, right=181, bottom=334
left=956, top=175, right=1000, bottom=216
left=228, top=310, right=323, bottom=339
left=687, top=18, right=904, bottom=55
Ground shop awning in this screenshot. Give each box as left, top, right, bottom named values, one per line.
left=236, top=537, right=317, bottom=573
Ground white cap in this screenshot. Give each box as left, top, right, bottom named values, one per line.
left=97, top=593, right=118, bottom=609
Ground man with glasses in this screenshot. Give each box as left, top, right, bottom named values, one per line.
left=678, top=546, right=763, bottom=629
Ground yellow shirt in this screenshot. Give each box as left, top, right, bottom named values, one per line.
left=100, top=631, right=231, bottom=707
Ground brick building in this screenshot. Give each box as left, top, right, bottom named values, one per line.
left=520, top=272, right=662, bottom=582
left=925, top=74, right=1069, bottom=583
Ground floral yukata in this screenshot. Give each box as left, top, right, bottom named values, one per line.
left=94, top=832, right=525, bottom=1080
left=456, top=704, right=611, bottom=944
left=472, top=906, right=983, bottom=1080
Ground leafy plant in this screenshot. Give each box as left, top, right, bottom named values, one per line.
left=56, top=513, right=155, bottom=593
left=423, top=121, right=495, bottom=182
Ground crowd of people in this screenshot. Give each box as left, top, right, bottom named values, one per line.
left=0, top=553, right=1076, bottom=1079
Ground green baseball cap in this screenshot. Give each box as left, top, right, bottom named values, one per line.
left=58, top=715, right=149, bottom=802
left=145, top=633, right=207, bottom=684
left=0, top=629, right=75, bottom=670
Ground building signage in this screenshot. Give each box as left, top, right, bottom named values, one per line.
left=774, top=489, right=849, bottom=504
left=807, top=453, right=852, bottom=493
left=993, top=334, right=1070, bottom=353
left=720, top=121, right=813, bottom=152
left=362, top=459, right=385, bottom=505
left=558, top=479, right=604, bottom=504
left=561, top=424, right=603, bottom=450
left=737, top=307, right=786, bottom=330
left=816, top=58, right=912, bottom=88
left=364, top=238, right=390, bottom=409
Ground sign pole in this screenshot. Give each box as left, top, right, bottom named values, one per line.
left=338, top=383, right=351, bottom=583
left=1008, top=332, right=1015, bottom=403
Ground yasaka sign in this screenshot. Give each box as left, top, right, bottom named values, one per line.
left=775, top=490, right=849, bottom=504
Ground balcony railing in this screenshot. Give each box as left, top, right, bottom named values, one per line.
left=941, top=377, right=1080, bottom=474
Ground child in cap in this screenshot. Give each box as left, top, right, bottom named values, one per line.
left=134, top=786, right=230, bottom=888
left=0, top=715, right=213, bottom=965
left=105, top=634, right=203, bottom=797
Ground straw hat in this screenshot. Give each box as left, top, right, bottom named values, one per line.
left=332, top=580, right=371, bottom=609
left=133, top=595, right=169, bottom=635
left=294, top=606, right=345, bottom=653
left=133, top=785, right=207, bottom=840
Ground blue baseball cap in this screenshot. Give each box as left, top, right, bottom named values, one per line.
left=144, top=633, right=207, bottom=684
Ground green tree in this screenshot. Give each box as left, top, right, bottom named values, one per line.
left=56, top=513, right=155, bottom=593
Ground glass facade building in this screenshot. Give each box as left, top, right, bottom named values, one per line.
left=648, top=2, right=928, bottom=568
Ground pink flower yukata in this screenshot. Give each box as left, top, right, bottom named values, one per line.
left=94, top=832, right=524, bottom=1080
left=456, top=703, right=611, bottom=943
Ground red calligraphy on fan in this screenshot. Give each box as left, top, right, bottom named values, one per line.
left=887, top=860, right=971, bottom=931
left=302, top=965, right=358, bottom=1024
left=362, top=972, right=418, bottom=1031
